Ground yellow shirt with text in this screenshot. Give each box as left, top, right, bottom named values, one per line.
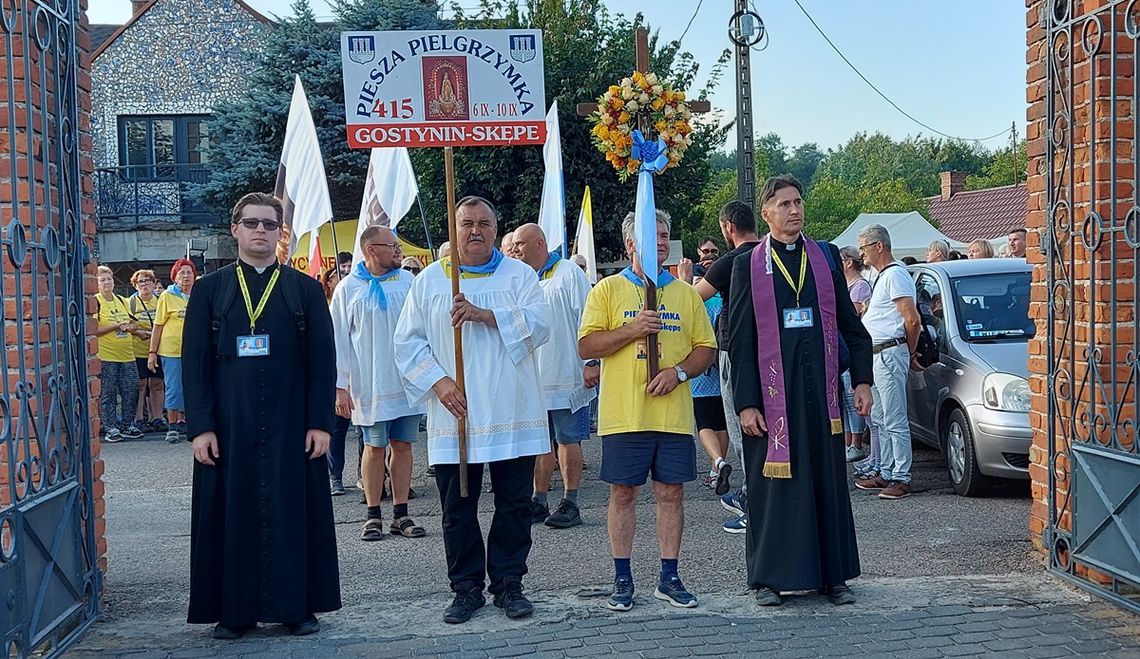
left=578, top=274, right=716, bottom=437
left=128, top=294, right=157, bottom=358
left=153, top=291, right=188, bottom=358
left=92, top=294, right=135, bottom=363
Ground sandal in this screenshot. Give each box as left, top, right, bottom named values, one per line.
left=389, top=516, right=426, bottom=538
left=360, top=518, right=385, bottom=541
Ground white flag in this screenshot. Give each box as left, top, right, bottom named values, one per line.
left=273, top=75, right=333, bottom=277
left=353, top=147, right=420, bottom=264
left=537, top=101, right=566, bottom=255
left=572, top=186, right=597, bottom=284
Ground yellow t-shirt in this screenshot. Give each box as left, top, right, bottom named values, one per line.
left=578, top=274, right=717, bottom=436
left=92, top=294, right=135, bottom=363
left=153, top=290, right=189, bottom=358
left=128, top=294, right=158, bottom=358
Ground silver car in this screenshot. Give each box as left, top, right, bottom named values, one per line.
left=905, top=259, right=1033, bottom=497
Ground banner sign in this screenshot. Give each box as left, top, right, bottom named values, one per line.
left=341, top=29, right=547, bottom=149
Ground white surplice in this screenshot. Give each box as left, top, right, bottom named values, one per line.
left=536, top=260, right=596, bottom=412
left=393, top=257, right=551, bottom=465
left=330, top=269, right=422, bottom=426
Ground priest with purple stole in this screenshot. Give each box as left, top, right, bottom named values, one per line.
left=726, top=175, right=874, bottom=607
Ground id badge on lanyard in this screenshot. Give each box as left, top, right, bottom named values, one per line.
left=783, top=307, right=814, bottom=329
left=235, top=266, right=280, bottom=358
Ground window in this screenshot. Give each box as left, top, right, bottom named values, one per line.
left=117, top=115, right=210, bottom=181
left=950, top=273, right=1035, bottom=342
left=915, top=272, right=946, bottom=343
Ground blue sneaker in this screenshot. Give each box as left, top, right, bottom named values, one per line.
left=722, top=513, right=747, bottom=534
left=720, top=490, right=747, bottom=516
left=606, top=577, right=634, bottom=612
left=654, top=574, right=698, bottom=608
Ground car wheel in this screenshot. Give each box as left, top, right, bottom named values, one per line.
left=943, top=408, right=992, bottom=497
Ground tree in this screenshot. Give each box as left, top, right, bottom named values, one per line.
left=857, top=178, right=930, bottom=219
left=787, top=143, right=824, bottom=191
left=803, top=178, right=860, bottom=240
left=966, top=139, right=1027, bottom=190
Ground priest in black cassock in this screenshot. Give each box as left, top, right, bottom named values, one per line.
left=727, top=175, right=873, bottom=607
left=182, top=192, right=340, bottom=638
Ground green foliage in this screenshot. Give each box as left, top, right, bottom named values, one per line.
left=966, top=139, right=1027, bottom=190
left=812, top=132, right=990, bottom=198
left=803, top=178, right=860, bottom=241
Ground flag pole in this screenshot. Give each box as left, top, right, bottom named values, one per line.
left=415, top=193, right=435, bottom=254
left=443, top=147, right=469, bottom=497
left=329, top=220, right=342, bottom=269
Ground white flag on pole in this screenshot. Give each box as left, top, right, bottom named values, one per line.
left=572, top=186, right=597, bottom=284
left=353, top=147, right=420, bottom=264
left=273, top=75, right=333, bottom=277
left=537, top=101, right=566, bottom=254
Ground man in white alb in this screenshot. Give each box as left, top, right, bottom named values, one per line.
left=331, top=225, right=425, bottom=542
left=511, top=223, right=597, bottom=529
left=394, top=196, right=551, bottom=625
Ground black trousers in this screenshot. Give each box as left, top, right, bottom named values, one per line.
left=434, top=455, right=536, bottom=595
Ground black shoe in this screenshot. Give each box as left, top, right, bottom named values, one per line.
left=443, top=588, right=485, bottom=624
left=425, top=465, right=436, bottom=477
left=754, top=587, right=782, bottom=606
left=529, top=500, right=549, bottom=524
left=212, top=622, right=255, bottom=639
left=825, top=583, right=856, bottom=606
left=285, top=615, right=319, bottom=636
left=493, top=581, right=533, bottom=619
left=544, top=499, right=582, bottom=528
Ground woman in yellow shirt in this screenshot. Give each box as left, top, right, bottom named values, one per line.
left=148, top=259, right=196, bottom=444
left=93, top=266, right=141, bottom=443
left=129, top=269, right=165, bottom=432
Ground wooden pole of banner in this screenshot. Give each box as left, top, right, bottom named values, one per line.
left=443, top=146, right=470, bottom=497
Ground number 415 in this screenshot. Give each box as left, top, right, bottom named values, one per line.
left=372, top=98, right=414, bottom=119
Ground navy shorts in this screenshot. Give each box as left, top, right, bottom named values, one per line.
left=599, top=432, right=697, bottom=486
left=548, top=407, right=589, bottom=445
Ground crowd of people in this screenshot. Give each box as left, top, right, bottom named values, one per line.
left=87, top=177, right=1031, bottom=638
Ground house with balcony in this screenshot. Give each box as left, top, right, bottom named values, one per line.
left=91, top=0, right=271, bottom=278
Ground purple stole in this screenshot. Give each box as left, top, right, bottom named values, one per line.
left=749, top=236, right=843, bottom=479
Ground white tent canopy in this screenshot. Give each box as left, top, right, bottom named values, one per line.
left=832, top=212, right=976, bottom=261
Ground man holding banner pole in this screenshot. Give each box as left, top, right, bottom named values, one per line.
left=394, top=195, right=551, bottom=624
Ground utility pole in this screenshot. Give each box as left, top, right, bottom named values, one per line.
left=730, top=1, right=765, bottom=204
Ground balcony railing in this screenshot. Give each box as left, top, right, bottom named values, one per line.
left=94, top=164, right=225, bottom=228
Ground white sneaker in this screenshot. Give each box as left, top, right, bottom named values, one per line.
left=104, top=428, right=123, bottom=443
left=845, top=446, right=868, bottom=463
left=165, top=429, right=181, bottom=444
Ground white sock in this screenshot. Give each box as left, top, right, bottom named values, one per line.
left=715, top=458, right=726, bottom=470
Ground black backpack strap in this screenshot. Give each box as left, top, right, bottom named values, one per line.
left=278, top=266, right=307, bottom=341
left=211, top=265, right=239, bottom=357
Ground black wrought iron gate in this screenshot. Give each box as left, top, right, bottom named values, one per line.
left=1045, top=0, right=1140, bottom=612
left=0, top=1, right=102, bottom=656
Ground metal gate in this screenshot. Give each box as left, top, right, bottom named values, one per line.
left=1045, top=0, right=1140, bottom=612
left=0, top=1, right=102, bottom=656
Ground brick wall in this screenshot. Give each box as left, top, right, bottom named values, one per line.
left=1026, top=0, right=1137, bottom=585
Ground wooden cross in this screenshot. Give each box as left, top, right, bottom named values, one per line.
left=576, top=27, right=711, bottom=381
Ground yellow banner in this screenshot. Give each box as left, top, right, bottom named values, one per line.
left=290, top=219, right=434, bottom=273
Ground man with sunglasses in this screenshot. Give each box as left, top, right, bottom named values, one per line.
left=394, top=195, right=551, bottom=624
left=331, top=225, right=425, bottom=542
left=181, top=192, right=340, bottom=639
left=693, top=237, right=719, bottom=279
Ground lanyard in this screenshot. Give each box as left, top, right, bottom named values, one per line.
left=235, top=267, right=280, bottom=334
left=770, top=242, right=807, bottom=306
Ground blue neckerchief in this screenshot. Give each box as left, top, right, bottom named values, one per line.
left=353, top=261, right=400, bottom=310
left=168, top=284, right=188, bottom=300
left=537, top=251, right=562, bottom=279
left=459, top=248, right=504, bottom=275
left=619, top=266, right=676, bottom=289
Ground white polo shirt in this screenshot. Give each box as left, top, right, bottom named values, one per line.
left=862, top=262, right=915, bottom=343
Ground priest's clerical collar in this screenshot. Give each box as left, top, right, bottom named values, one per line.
left=238, top=258, right=278, bottom=275
left=770, top=233, right=804, bottom=251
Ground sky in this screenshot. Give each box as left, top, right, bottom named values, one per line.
left=87, top=0, right=1027, bottom=153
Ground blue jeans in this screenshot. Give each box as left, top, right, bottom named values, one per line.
left=327, top=415, right=351, bottom=481
left=870, top=344, right=912, bottom=484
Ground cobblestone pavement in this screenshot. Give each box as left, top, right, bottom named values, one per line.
left=66, top=431, right=1140, bottom=657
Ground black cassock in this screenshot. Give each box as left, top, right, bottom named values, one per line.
left=727, top=236, right=873, bottom=592
left=182, top=260, right=341, bottom=625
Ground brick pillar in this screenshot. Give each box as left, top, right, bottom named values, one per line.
left=1026, top=0, right=1138, bottom=586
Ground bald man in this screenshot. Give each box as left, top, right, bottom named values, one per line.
left=501, top=232, right=518, bottom=259
left=513, top=224, right=597, bottom=529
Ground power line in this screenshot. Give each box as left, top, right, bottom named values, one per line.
left=792, top=0, right=1011, bottom=143
left=678, top=0, right=705, bottom=45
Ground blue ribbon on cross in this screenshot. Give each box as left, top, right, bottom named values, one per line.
left=631, top=129, right=669, bottom=281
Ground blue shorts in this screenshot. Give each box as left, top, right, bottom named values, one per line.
left=361, top=415, right=421, bottom=448
left=548, top=407, right=589, bottom=445
left=160, top=356, right=183, bottom=412
left=599, top=432, right=696, bottom=486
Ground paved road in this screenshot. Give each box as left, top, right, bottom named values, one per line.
left=68, top=430, right=1140, bottom=657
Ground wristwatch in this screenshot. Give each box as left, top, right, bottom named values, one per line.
left=585, top=359, right=600, bottom=368
left=674, top=365, right=689, bottom=382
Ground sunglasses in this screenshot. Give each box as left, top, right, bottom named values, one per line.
left=235, top=218, right=282, bottom=231
left=403, top=266, right=421, bottom=274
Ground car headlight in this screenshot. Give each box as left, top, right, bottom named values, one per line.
left=983, top=373, right=1030, bottom=412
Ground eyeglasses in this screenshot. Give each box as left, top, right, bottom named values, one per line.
left=236, top=218, right=282, bottom=231
left=858, top=241, right=881, bottom=253
left=698, top=247, right=719, bottom=255
left=367, top=242, right=400, bottom=250
left=403, top=266, right=421, bottom=274
left=136, top=278, right=155, bottom=284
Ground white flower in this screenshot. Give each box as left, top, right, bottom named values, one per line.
left=621, top=87, right=633, bottom=100
left=602, top=113, right=614, bottom=125
left=639, top=92, right=650, bottom=104
left=663, top=105, right=674, bottom=117
left=626, top=100, right=639, bottom=112
left=646, top=72, right=658, bottom=85
left=673, top=133, right=684, bottom=144
left=621, top=77, right=632, bottom=87
left=651, top=85, right=663, bottom=95
left=618, top=124, right=630, bottom=134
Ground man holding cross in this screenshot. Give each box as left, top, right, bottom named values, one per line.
left=394, top=195, right=551, bottom=624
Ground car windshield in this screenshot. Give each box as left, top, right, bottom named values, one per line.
left=951, top=272, right=1035, bottom=342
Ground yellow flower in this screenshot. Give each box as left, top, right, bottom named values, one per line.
left=674, top=121, right=688, bottom=132
left=609, top=97, right=623, bottom=110
left=595, top=125, right=610, bottom=139
left=609, top=85, right=620, bottom=95
left=651, top=98, right=665, bottom=111
left=627, top=160, right=639, bottom=173
left=655, top=120, right=667, bottom=132
left=618, top=111, right=630, bottom=124
left=675, top=91, right=686, bottom=101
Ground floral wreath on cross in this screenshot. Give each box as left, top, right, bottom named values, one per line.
left=587, top=71, right=694, bottom=182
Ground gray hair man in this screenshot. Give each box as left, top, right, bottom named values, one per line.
left=854, top=224, right=922, bottom=500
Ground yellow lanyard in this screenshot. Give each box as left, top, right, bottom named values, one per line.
left=235, top=266, right=280, bottom=334
left=770, top=242, right=808, bottom=306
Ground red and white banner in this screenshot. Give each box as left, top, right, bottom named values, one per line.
left=340, top=29, right=547, bottom=149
